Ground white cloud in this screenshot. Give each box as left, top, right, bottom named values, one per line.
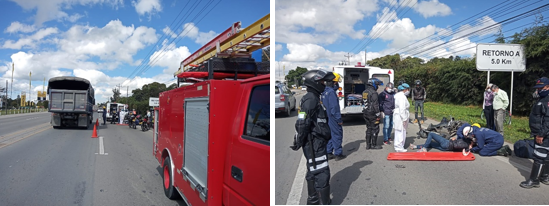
left=275, top=44, right=283, bottom=51
left=132, top=0, right=162, bottom=16
left=5, top=22, right=36, bottom=33
left=369, top=18, right=437, bottom=49
left=149, top=43, right=191, bottom=69
left=195, top=31, right=217, bottom=45
left=10, top=0, right=124, bottom=25
left=2, top=27, right=59, bottom=49
left=163, top=26, right=177, bottom=38
left=171, top=23, right=218, bottom=45
left=413, top=0, right=452, bottom=18
left=276, top=0, right=378, bottom=45
left=59, top=19, right=158, bottom=64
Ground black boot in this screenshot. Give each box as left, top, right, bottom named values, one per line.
left=306, top=180, right=320, bottom=205
left=540, top=161, right=549, bottom=185
left=318, top=185, right=331, bottom=205
left=371, top=135, right=382, bottom=149
left=497, top=147, right=508, bottom=157
left=520, top=162, right=542, bottom=189
left=504, top=145, right=513, bottom=156
left=365, top=134, right=371, bottom=150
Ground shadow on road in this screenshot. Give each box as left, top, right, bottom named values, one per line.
left=155, top=166, right=189, bottom=206
left=330, top=160, right=373, bottom=205
left=341, top=116, right=365, bottom=126
left=507, top=156, right=532, bottom=179
left=342, top=139, right=366, bottom=155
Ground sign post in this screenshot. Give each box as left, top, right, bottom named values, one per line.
left=149, top=97, right=159, bottom=107
left=476, top=43, right=526, bottom=125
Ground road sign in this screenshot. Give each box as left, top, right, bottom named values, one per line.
left=476, top=43, right=526, bottom=72
left=149, top=97, right=159, bottom=107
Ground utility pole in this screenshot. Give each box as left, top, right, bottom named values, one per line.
left=344, top=52, right=353, bottom=65
left=11, top=63, right=14, bottom=99
left=365, top=49, right=367, bottom=65
left=283, top=65, right=285, bottom=83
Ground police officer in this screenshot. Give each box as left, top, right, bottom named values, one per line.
left=363, top=78, right=383, bottom=150
left=290, top=70, right=333, bottom=204
left=521, top=77, right=549, bottom=189
left=323, top=72, right=346, bottom=161
left=412, top=80, right=426, bottom=124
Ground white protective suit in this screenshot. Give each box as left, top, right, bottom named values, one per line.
left=393, top=91, right=410, bottom=152
left=119, top=110, right=127, bottom=124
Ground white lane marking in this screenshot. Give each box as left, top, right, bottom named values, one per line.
left=99, top=136, right=106, bottom=155
left=493, top=156, right=530, bottom=172
left=287, top=155, right=307, bottom=205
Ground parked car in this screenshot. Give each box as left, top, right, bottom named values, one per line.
left=275, top=83, right=296, bottom=117
left=301, top=86, right=307, bottom=91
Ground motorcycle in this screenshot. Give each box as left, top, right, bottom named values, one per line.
left=141, top=115, right=149, bottom=131
left=128, top=114, right=136, bottom=129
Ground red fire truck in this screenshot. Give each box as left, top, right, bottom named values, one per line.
left=153, top=14, right=270, bottom=206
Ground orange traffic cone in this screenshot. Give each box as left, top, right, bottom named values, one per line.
left=92, top=124, right=98, bottom=138
left=95, top=118, right=99, bottom=127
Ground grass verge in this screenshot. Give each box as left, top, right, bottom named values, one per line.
left=415, top=100, right=530, bottom=144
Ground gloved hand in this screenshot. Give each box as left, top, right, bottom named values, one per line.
left=290, top=134, right=301, bottom=151
left=533, top=90, right=540, bottom=99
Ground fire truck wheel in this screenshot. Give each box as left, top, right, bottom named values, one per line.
left=163, top=157, right=180, bottom=200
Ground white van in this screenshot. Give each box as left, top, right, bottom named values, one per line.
left=105, top=102, right=128, bottom=121
left=332, top=63, right=394, bottom=115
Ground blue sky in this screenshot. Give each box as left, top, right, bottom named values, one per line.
left=274, top=0, right=548, bottom=81
left=0, top=0, right=269, bottom=103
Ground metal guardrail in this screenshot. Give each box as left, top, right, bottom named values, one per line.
left=0, top=108, right=47, bottom=116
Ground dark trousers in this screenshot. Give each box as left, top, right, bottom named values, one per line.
left=364, top=115, right=380, bottom=145
left=303, top=138, right=330, bottom=191
left=533, top=138, right=549, bottom=164
left=484, top=105, right=495, bottom=130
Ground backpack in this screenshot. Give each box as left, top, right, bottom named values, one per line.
left=513, top=139, right=535, bottom=159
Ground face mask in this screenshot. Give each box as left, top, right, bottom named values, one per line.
left=539, top=88, right=549, bottom=98
left=387, top=88, right=393, bottom=93
left=404, top=91, right=410, bottom=96
left=333, top=83, right=339, bottom=90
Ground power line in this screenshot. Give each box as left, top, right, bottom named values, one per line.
left=399, top=0, right=543, bottom=56
left=390, top=0, right=516, bottom=55
left=348, top=0, right=399, bottom=53
left=122, top=1, right=193, bottom=86
left=408, top=2, right=549, bottom=58
left=126, top=0, right=222, bottom=86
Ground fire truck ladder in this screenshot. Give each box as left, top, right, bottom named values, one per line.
left=174, top=14, right=270, bottom=83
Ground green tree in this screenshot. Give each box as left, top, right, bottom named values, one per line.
left=285, top=67, right=308, bottom=85
left=111, top=88, right=121, bottom=102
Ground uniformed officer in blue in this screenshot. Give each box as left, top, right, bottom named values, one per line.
left=458, top=123, right=505, bottom=156
left=290, top=70, right=333, bottom=204
left=521, top=77, right=549, bottom=189
left=322, top=72, right=346, bottom=161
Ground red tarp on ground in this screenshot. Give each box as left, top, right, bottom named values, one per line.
left=387, top=152, right=476, bottom=161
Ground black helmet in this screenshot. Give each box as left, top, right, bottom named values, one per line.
left=367, top=78, right=384, bottom=90
left=415, top=80, right=421, bottom=85
left=302, top=70, right=334, bottom=93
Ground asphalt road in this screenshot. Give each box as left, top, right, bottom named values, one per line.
left=276, top=90, right=547, bottom=205
left=0, top=112, right=186, bottom=206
